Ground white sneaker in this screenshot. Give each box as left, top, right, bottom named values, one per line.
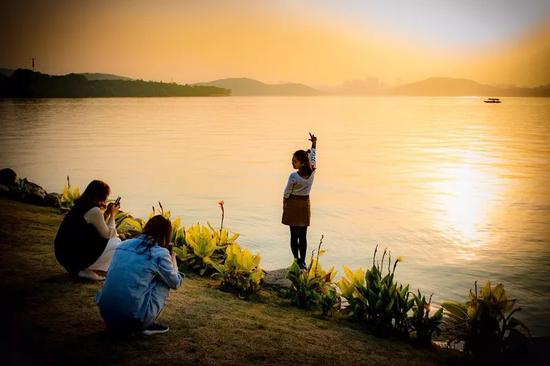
left=142, top=322, right=170, bottom=336
left=78, top=269, right=106, bottom=281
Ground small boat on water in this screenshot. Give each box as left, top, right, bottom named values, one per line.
left=484, top=98, right=501, bottom=103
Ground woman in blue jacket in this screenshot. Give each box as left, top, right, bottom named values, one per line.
left=96, top=215, right=184, bottom=335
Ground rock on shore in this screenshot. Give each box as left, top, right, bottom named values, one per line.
left=0, top=168, right=61, bottom=208
left=263, top=267, right=291, bottom=289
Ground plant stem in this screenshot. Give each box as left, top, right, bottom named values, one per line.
left=313, top=235, right=324, bottom=275
left=218, top=208, right=224, bottom=246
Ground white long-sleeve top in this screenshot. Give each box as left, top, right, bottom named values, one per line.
left=83, top=207, right=118, bottom=239
left=283, top=147, right=317, bottom=199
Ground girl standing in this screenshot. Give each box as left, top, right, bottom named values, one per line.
left=282, top=133, right=317, bottom=269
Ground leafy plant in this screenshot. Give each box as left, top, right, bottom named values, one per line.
left=286, top=235, right=339, bottom=315
left=337, top=266, right=366, bottom=320
left=409, top=290, right=444, bottom=345
left=355, top=247, right=408, bottom=335
left=320, top=286, right=341, bottom=317
left=441, top=281, right=530, bottom=355
left=173, top=223, right=223, bottom=275
left=393, top=283, right=415, bottom=337
left=212, top=243, right=264, bottom=296
left=336, top=246, right=414, bottom=337
left=174, top=201, right=240, bottom=276
left=115, top=211, right=145, bottom=240
left=206, top=221, right=239, bottom=248
left=60, top=176, right=80, bottom=209
left=170, top=216, right=185, bottom=246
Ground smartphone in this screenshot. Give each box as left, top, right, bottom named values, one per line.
left=114, top=196, right=121, bottom=206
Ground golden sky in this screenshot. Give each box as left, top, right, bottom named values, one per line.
left=1, top=0, right=549, bottom=87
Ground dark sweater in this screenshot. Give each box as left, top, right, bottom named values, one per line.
left=54, top=200, right=109, bottom=272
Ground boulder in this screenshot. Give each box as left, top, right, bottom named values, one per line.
left=17, top=178, right=47, bottom=205
left=0, top=168, right=17, bottom=185
left=263, top=267, right=291, bottom=289
left=0, top=182, right=20, bottom=198
left=44, top=192, right=61, bottom=207
left=0, top=184, right=10, bottom=194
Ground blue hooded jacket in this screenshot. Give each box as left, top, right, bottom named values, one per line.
left=96, top=234, right=184, bottom=329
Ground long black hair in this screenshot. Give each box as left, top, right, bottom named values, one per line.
left=294, top=149, right=314, bottom=178
left=137, top=215, right=173, bottom=255
left=74, top=180, right=110, bottom=207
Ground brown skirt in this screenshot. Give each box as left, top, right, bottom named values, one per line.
left=282, top=194, right=310, bottom=227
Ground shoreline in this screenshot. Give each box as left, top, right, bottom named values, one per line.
left=1, top=168, right=547, bottom=365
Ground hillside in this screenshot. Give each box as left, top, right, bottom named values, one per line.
left=195, top=77, right=321, bottom=96
left=0, top=69, right=230, bottom=98
left=389, top=77, right=550, bottom=97
left=79, top=72, right=133, bottom=81
left=0, top=69, right=132, bottom=81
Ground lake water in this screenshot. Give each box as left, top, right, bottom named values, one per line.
left=1, top=96, right=549, bottom=336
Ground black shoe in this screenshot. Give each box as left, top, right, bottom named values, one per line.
left=142, top=322, right=169, bottom=336
left=298, top=260, right=307, bottom=270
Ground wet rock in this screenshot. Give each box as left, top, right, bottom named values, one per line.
left=17, top=178, right=47, bottom=205
left=0, top=168, right=17, bottom=185
left=263, top=267, right=291, bottom=289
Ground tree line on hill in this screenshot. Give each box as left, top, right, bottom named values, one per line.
left=0, top=69, right=230, bottom=98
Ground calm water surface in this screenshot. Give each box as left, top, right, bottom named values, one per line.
left=1, top=96, right=549, bottom=335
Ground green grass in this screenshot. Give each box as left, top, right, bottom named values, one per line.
left=0, top=197, right=459, bottom=365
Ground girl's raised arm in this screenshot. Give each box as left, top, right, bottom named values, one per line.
left=309, top=132, right=317, bottom=170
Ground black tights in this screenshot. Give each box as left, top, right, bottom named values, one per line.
left=290, top=226, right=308, bottom=264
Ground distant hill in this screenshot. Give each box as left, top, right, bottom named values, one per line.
left=0, top=69, right=230, bottom=98
left=195, top=77, right=321, bottom=96
left=388, top=77, right=550, bottom=97
left=78, top=72, right=133, bottom=81
left=0, top=69, right=132, bottom=81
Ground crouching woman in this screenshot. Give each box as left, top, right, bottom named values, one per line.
left=54, top=180, right=122, bottom=281
left=96, top=215, right=184, bottom=335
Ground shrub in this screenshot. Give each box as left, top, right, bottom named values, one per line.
left=336, top=246, right=414, bottom=337
left=115, top=211, right=144, bottom=240
left=163, top=201, right=239, bottom=276
left=441, top=281, right=530, bottom=355
left=357, top=247, right=409, bottom=335
left=409, top=290, right=444, bottom=345
left=173, top=223, right=225, bottom=275
left=206, top=221, right=240, bottom=247
left=393, top=283, right=414, bottom=337
left=337, top=266, right=366, bottom=320
left=212, top=243, right=264, bottom=296
left=286, top=236, right=339, bottom=315
left=320, top=286, right=341, bottom=317
left=60, top=176, right=80, bottom=209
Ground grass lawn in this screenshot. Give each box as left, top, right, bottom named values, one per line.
left=0, top=197, right=459, bottom=365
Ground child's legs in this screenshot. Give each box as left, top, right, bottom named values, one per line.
left=297, top=226, right=308, bottom=262
left=289, top=226, right=300, bottom=259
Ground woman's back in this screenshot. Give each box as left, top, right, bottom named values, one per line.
left=96, top=235, right=183, bottom=329
left=54, top=200, right=108, bottom=272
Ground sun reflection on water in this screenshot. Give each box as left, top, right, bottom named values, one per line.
left=426, top=150, right=504, bottom=262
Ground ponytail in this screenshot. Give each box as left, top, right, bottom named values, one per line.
left=293, top=150, right=313, bottom=177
